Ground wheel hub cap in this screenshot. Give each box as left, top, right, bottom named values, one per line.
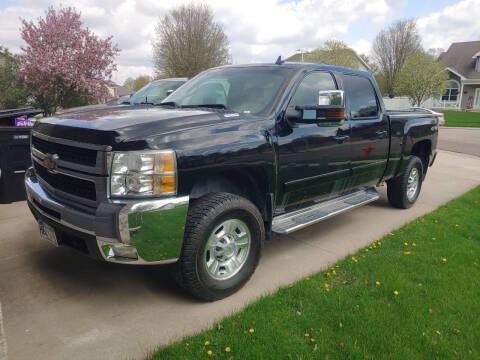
left=407, top=167, right=419, bottom=201
left=204, top=219, right=251, bottom=280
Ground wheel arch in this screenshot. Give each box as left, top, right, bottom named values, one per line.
left=189, top=167, right=273, bottom=223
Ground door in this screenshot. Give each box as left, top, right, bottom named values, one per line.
left=276, top=71, right=351, bottom=208
left=475, top=88, right=480, bottom=109
left=343, top=74, right=389, bottom=188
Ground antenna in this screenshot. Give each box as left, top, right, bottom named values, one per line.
left=275, top=56, right=284, bottom=65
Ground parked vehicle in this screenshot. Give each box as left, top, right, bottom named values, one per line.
left=57, top=78, right=187, bottom=115
left=129, top=78, right=187, bottom=105
left=409, top=107, right=445, bottom=125
left=25, top=62, right=439, bottom=300
left=0, top=108, right=42, bottom=202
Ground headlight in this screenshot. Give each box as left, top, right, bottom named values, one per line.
left=109, top=150, right=176, bottom=197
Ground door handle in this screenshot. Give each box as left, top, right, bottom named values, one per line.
left=332, top=135, right=350, bottom=143
left=375, top=130, right=388, bottom=138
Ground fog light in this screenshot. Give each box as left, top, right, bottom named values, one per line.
left=102, top=244, right=138, bottom=260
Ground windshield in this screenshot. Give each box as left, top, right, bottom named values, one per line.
left=161, top=67, right=293, bottom=116
left=130, top=80, right=185, bottom=105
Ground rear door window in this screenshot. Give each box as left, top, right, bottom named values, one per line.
left=343, top=75, right=378, bottom=118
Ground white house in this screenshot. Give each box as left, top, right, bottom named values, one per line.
left=435, top=41, right=480, bottom=110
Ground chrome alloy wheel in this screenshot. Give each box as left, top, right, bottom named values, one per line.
left=204, top=219, right=251, bottom=280
left=406, top=167, right=420, bottom=201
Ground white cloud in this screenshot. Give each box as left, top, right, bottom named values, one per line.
left=417, top=0, right=480, bottom=51
left=0, top=0, right=399, bottom=84
left=351, top=39, right=373, bottom=56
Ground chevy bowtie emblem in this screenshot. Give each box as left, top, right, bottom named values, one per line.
left=42, top=154, right=59, bottom=171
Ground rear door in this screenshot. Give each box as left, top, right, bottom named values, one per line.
left=343, top=74, right=389, bottom=188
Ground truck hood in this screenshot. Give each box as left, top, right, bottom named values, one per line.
left=34, top=105, right=248, bottom=148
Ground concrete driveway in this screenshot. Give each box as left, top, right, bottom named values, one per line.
left=438, top=127, right=480, bottom=157
left=1, top=150, right=480, bottom=360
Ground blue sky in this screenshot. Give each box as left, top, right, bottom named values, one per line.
left=1, top=0, right=479, bottom=83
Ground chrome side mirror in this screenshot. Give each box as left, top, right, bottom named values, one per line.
left=318, top=90, right=344, bottom=106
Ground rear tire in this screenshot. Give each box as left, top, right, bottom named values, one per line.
left=174, top=192, right=264, bottom=301
left=387, top=156, right=423, bottom=209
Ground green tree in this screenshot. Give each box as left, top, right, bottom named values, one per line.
left=123, top=75, right=152, bottom=93
left=0, top=47, right=30, bottom=109
left=133, top=75, right=151, bottom=91
left=304, top=40, right=360, bottom=69
left=394, top=52, right=449, bottom=106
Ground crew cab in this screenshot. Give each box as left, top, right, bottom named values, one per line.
left=25, top=62, right=438, bottom=300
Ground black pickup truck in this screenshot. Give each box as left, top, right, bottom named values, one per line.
left=25, top=62, right=438, bottom=300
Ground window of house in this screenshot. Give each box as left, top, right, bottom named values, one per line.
left=442, top=80, right=459, bottom=101
left=343, top=74, right=379, bottom=118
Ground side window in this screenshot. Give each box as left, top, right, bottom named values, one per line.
left=290, top=72, right=337, bottom=106
left=343, top=75, right=378, bottom=118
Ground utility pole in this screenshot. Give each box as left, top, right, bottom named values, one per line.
left=296, top=49, right=304, bottom=62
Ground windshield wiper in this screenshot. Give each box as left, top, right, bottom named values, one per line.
left=157, top=101, right=179, bottom=108
left=180, top=104, right=228, bottom=110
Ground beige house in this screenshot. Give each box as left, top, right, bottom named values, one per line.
left=438, top=41, right=480, bottom=110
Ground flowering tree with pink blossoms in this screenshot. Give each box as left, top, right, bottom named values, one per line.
left=17, top=7, right=120, bottom=114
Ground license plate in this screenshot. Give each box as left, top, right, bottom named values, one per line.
left=38, top=220, right=58, bottom=247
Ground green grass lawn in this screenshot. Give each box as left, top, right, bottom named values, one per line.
left=440, top=110, right=480, bottom=127
left=149, top=187, right=480, bottom=359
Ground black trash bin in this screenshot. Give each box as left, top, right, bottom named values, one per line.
left=0, top=108, right=42, bottom=203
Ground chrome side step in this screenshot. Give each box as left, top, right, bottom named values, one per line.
left=272, top=188, right=380, bottom=234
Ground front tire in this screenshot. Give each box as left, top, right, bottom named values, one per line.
left=174, top=193, right=264, bottom=301
left=387, top=156, right=423, bottom=209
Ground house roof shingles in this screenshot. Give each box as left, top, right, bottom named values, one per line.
left=439, top=41, right=480, bottom=80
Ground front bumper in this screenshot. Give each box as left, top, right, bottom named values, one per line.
left=25, top=167, right=189, bottom=265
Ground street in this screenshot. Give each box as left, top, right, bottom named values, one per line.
left=0, top=128, right=479, bottom=360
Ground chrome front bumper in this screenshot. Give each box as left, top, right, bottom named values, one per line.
left=25, top=167, right=189, bottom=265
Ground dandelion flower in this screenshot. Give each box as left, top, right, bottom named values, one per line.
left=207, top=350, right=213, bottom=355
left=404, top=242, right=408, bottom=246
left=432, top=237, right=436, bottom=241
left=225, top=347, right=231, bottom=352
left=376, top=281, right=381, bottom=285
left=336, top=265, right=340, bottom=268
left=455, top=224, right=459, bottom=227
left=390, top=232, right=395, bottom=236
left=310, top=338, right=315, bottom=342
left=434, top=220, right=438, bottom=223
left=412, top=243, right=416, bottom=247
left=324, top=283, right=329, bottom=287
left=306, top=277, right=311, bottom=280
left=326, top=288, right=330, bottom=292
left=332, top=270, right=336, bottom=274
left=442, top=258, right=447, bottom=262
left=365, top=249, right=369, bottom=252
left=185, top=343, right=189, bottom=347
left=435, top=330, right=441, bottom=335
left=249, top=328, right=255, bottom=333
left=304, top=333, right=310, bottom=337
left=393, top=290, right=399, bottom=296
left=205, top=341, right=210, bottom=346
left=404, top=251, right=411, bottom=255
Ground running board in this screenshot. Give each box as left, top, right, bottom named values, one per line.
left=272, top=188, right=380, bottom=234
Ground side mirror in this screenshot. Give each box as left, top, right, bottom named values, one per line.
left=291, top=90, right=346, bottom=124
left=166, top=89, right=174, bottom=96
